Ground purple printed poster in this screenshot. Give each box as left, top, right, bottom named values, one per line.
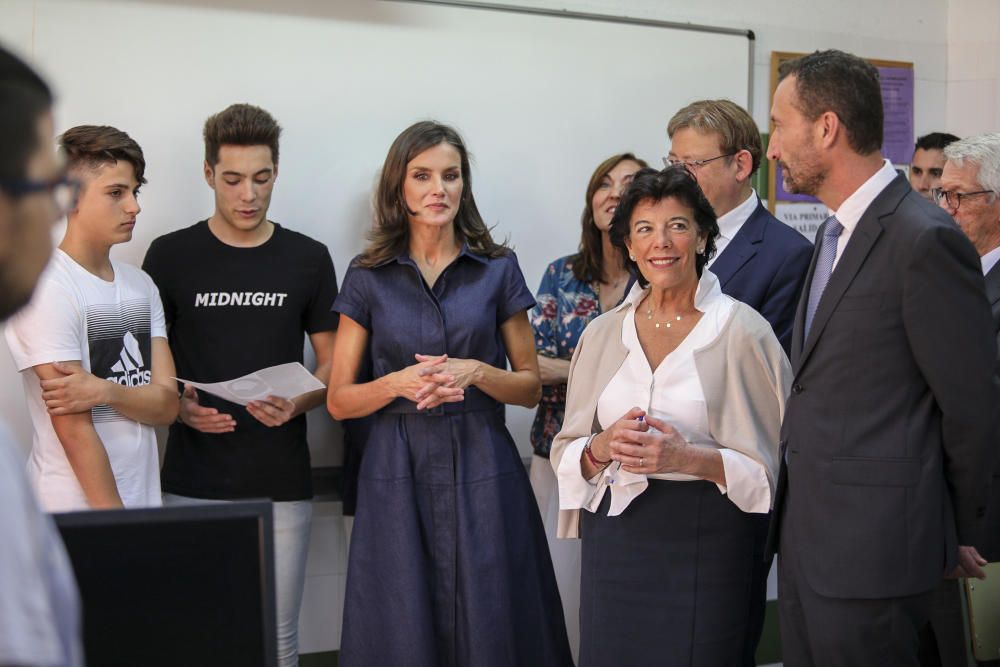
left=878, top=65, right=915, bottom=166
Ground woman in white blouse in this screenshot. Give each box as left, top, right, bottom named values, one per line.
left=551, top=166, right=791, bottom=667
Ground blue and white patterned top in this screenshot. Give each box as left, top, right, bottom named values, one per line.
left=529, top=254, right=605, bottom=458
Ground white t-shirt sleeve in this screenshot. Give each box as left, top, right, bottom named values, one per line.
left=143, top=270, right=167, bottom=339
left=716, top=449, right=771, bottom=513
left=5, top=270, right=83, bottom=371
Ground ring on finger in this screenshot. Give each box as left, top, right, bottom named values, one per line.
left=639, top=457, right=645, bottom=467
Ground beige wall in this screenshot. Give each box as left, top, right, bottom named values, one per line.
left=947, top=0, right=1000, bottom=136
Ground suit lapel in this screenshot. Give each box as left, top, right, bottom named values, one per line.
left=795, top=178, right=908, bottom=371
left=984, top=262, right=1000, bottom=308
left=791, top=239, right=820, bottom=368
left=711, top=202, right=766, bottom=287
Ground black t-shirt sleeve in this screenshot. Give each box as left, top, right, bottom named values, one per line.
left=497, top=251, right=536, bottom=324
left=304, top=244, right=340, bottom=334
left=332, top=261, right=371, bottom=330
left=141, top=236, right=177, bottom=326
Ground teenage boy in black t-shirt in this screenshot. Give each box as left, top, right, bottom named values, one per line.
left=142, top=104, right=338, bottom=667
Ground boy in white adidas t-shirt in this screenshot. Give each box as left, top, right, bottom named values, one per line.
left=5, top=125, right=178, bottom=512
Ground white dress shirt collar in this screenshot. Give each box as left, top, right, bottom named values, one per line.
left=710, top=190, right=759, bottom=265
left=617, top=268, right=724, bottom=314
left=832, top=159, right=898, bottom=236
left=981, top=244, right=1000, bottom=276
left=829, top=159, right=898, bottom=270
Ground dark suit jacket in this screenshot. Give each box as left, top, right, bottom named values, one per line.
left=769, top=175, right=996, bottom=599
left=982, top=261, right=1000, bottom=561
left=711, top=200, right=813, bottom=354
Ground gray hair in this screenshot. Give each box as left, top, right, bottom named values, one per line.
left=944, top=133, right=1000, bottom=193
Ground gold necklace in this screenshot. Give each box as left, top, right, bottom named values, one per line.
left=646, top=305, right=683, bottom=329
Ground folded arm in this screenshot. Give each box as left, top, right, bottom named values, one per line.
left=40, top=337, right=179, bottom=425
left=35, top=363, right=122, bottom=509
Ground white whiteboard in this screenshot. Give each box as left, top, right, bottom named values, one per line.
left=0, top=0, right=751, bottom=464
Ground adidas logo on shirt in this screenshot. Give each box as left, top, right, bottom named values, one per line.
left=107, top=331, right=151, bottom=386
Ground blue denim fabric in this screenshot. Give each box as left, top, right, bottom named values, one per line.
left=334, top=249, right=572, bottom=667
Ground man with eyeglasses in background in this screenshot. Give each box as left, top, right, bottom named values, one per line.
left=911, top=132, right=960, bottom=201
left=0, top=42, right=83, bottom=667
left=666, top=99, right=812, bottom=667
left=5, top=124, right=179, bottom=512
left=667, top=99, right=812, bottom=356
left=919, top=133, right=1000, bottom=667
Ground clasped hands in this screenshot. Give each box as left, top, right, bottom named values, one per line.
left=395, top=353, right=480, bottom=411
left=590, top=407, right=690, bottom=475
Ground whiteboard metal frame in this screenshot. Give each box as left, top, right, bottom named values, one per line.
left=387, top=0, right=756, bottom=113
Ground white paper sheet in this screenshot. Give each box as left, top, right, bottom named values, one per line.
left=175, top=362, right=325, bottom=406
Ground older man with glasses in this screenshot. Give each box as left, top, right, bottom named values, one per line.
left=919, top=132, right=1000, bottom=667
left=666, top=99, right=812, bottom=356
left=665, top=99, right=813, bottom=667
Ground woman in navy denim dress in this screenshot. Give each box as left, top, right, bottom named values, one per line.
left=328, top=121, right=572, bottom=667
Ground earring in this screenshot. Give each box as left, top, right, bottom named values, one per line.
left=697, top=247, right=705, bottom=254
left=629, top=254, right=636, bottom=261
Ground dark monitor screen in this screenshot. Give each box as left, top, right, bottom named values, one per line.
left=54, top=501, right=277, bottom=667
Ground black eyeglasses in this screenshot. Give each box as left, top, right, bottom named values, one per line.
left=931, top=187, right=996, bottom=211
left=0, top=174, right=80, bottom=217
left=662, top=153, right=737, bottom=171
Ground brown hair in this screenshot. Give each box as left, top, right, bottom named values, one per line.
left=59, top=125, right=146, bottom=187
left=358, top=121, right=506, bottom=267
left=571, top=153, right=648, bottom=284
left=777, top=50, right=883, bottom=156
left=668, top=99, right=763, bottom=175
left=203, top=103, right=281, bottom=166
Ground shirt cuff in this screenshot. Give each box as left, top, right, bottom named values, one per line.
left=716, top=448, right=771, bottom=513
left=556, top=436, right=600, bottom=510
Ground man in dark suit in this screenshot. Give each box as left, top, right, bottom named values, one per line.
left=916, top=134, right=1000, bottom=667
left=668, top=99, right=812, bottom=354
left=767, top=50, right=997, bottom=666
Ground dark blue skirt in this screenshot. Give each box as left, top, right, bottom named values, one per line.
left=580, top=480, right=766, bottom=667
left=340, top=395, right=573, bottom=667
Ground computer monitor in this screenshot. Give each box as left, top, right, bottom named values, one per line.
left=54, top=501, right=277, bottom=667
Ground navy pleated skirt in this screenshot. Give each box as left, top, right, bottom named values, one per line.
left=340, top=397, right=573, bottom=667
left=580, top=480, right=764, bottom=667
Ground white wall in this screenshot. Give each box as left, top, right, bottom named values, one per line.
left=947, top=0, right=1000, bottom=135
left=486, top=0, right=951, bottom=137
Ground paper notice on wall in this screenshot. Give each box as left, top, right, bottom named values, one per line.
left=775, top=203, right=830, bottom=243
left=175, top=362, right=324, bottom=406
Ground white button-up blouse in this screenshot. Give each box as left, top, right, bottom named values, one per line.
left=557, top=270, right=772, bottom=516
